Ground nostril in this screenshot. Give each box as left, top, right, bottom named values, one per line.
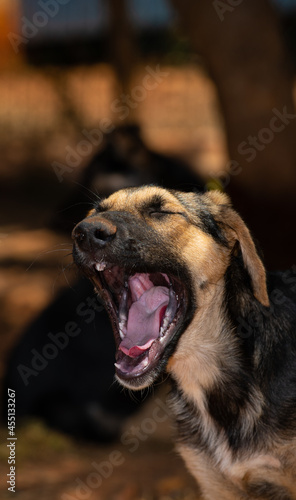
left=94, top=228, right=115, bottom=243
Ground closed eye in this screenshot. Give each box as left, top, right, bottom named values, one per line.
left=140, top=196, right=188, bottom=219
left=149, top=210, right=187, bottom=219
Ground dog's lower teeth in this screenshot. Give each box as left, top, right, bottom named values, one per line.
left=160, top=319, right=169, bottom=336
left=159, top=288, right=177, bottom=337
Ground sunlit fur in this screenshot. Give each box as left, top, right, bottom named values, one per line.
left=73, top=186, right=296, bottom=499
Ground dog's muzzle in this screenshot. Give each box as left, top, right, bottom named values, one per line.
left=72, top=212, right=191, bottom=389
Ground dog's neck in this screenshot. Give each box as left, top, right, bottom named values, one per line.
left=167, top=279, right=236, bottom=402
left=167, top=279, right=264, bottom=456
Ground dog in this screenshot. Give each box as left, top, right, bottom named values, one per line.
left=72, top=185, right=296, bottom=500
left=3, top=126, right=204, bottom=442
left=51, top=124, right=203, bottom=233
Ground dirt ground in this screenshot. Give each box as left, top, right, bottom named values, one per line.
left=0, top=404, right=200, bottom=500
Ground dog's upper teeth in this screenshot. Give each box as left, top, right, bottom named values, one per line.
left=118, top=286, right=128, bottom=338
left=118, top=323, right=126, bottom=340
left=95, top=262, right=107, bottom=272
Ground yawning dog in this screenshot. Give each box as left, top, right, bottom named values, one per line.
left=72, top=186, right=296, bottom=500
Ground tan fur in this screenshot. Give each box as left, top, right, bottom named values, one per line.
left=224, top=211, right=269, bottom=306
left=167, top=280, right=232, bottom=395
left=87, top=208, right=96, bottom=217
left=79, top=187, right=292, bottom=498
left=178, top=444, right=296, bottom=500
left=179, top=446, right=245, bottom=500
left=205, top=191, right=270, bottom=307
left=167, top=280, right=274, bottom=494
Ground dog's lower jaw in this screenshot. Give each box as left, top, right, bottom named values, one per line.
left=114, top=371, right=156, bottom=391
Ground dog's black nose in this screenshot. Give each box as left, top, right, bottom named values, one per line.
left=72, top=218, right=117, bottom=250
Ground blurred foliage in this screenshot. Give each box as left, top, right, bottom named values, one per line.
left=0, top=419, right=75, bottom=464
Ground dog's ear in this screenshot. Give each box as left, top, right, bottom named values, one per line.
left=205, top=191, right=269, bottom=307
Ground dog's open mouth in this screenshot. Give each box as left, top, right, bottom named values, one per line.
left=92, top=262, right=188, bottom=383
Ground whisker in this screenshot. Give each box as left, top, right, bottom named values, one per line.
left=72, top=181, right=101, bottom=203
left=25, top=244, right=72, bottom=272
left=53, top=201, right=94, bottom=216
left=51, top=261, right=76, bottom=294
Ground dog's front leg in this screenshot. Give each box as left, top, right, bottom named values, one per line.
left=178, top=445, right=248, bottom=500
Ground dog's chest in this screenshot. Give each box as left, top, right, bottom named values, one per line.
left=169, top=390, right=296, bottom=499
left=169, top=386, right=233, bottom=469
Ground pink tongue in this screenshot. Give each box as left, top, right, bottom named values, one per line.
left=119, top=286, right=169, bottom=358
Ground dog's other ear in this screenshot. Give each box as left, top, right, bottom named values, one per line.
left=205, top=191, right=270, bottom=307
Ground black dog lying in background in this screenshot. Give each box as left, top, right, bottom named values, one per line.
left=3, top=125, right=204, bottom=441
left=51, top=124, right=203, bottom=233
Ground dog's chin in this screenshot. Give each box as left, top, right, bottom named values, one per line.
left=88, top=262, right=190, bottom=390
left=115, top=367, right=161, bottom=391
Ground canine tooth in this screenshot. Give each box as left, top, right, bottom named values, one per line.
left=118, top=287, right=128, bottom=339
left=119, top=289, right=128, bottom=318
left=95, top=262, right=106, bottom=272
left=114, top=363, right=121, bottom=369
left=118, top=323, right=126, bottom=339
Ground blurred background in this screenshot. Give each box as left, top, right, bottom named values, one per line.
left=0, top=0, right=296, bottom=498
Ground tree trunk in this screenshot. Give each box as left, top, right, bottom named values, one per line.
left=108, top=0, right=139, bottom=122
left=170, top=0, right=296, bottom=268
